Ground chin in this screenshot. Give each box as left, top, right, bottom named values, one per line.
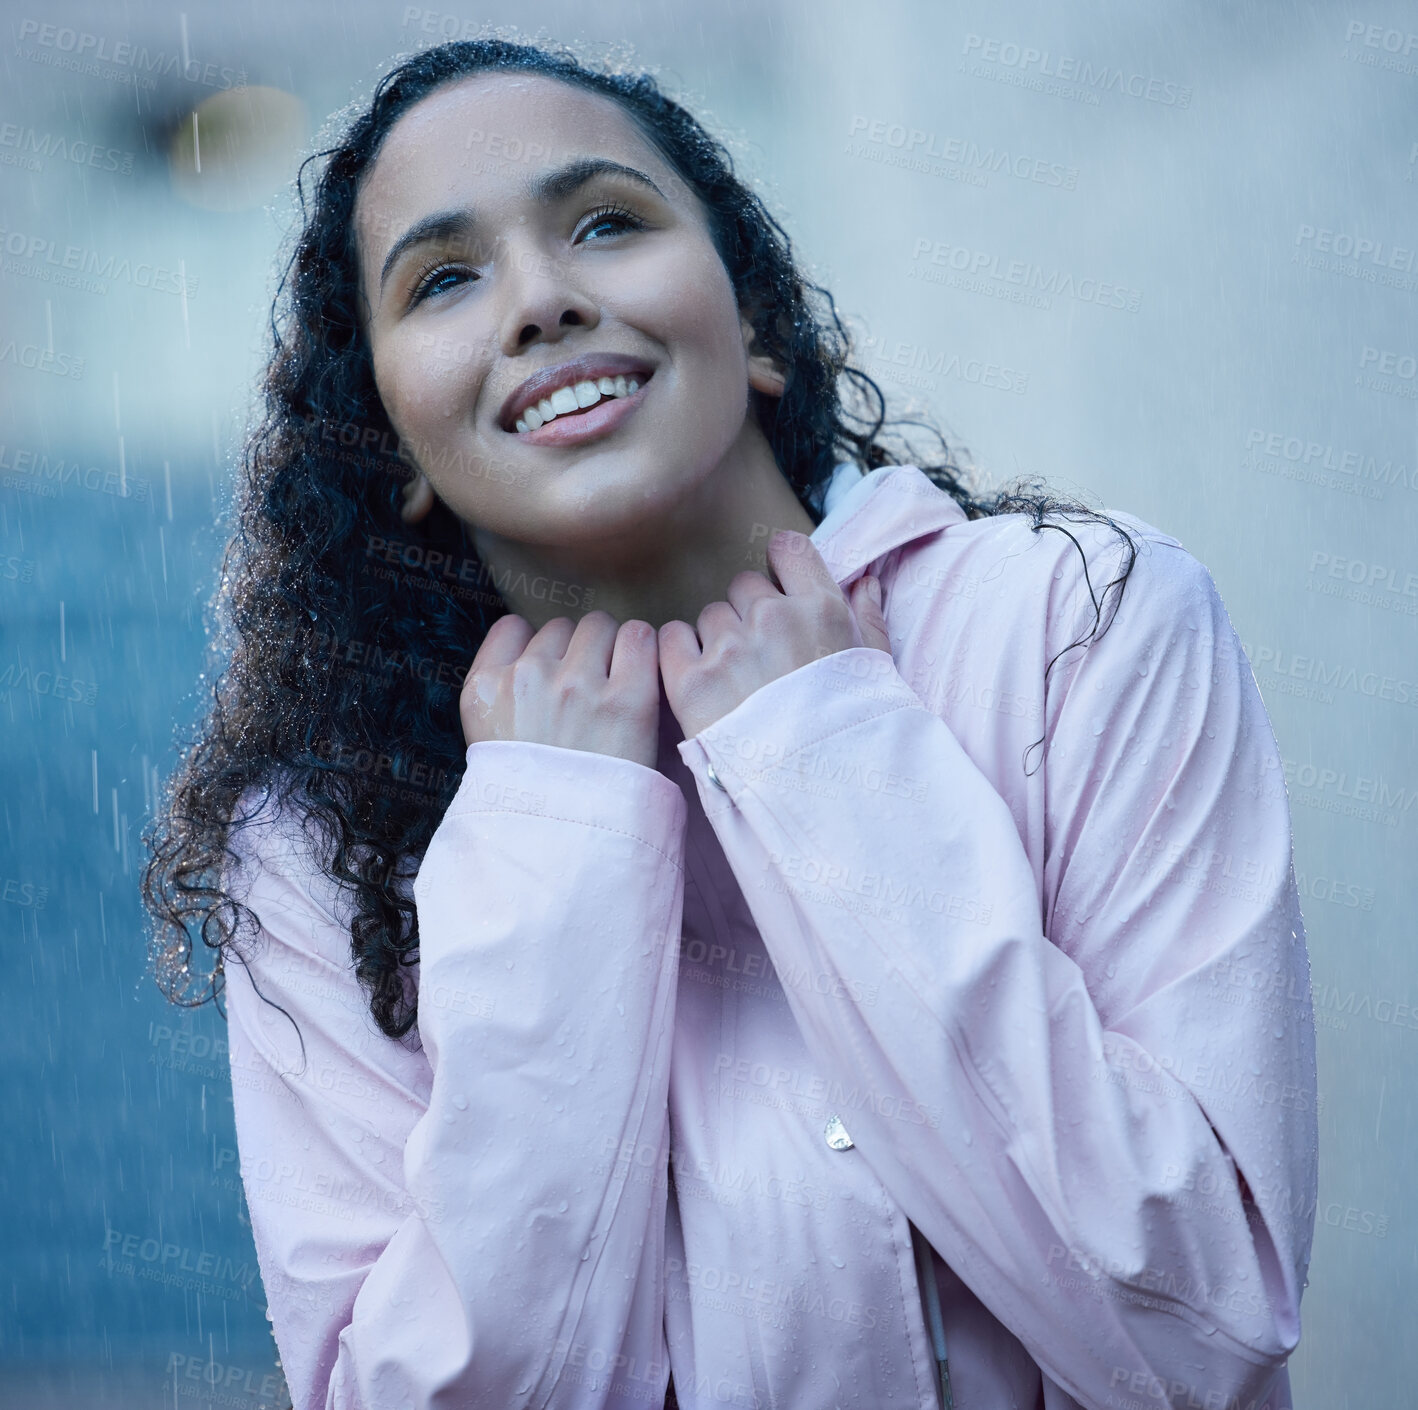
left=550, top=443, right=708, bottom=513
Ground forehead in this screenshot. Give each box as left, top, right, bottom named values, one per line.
left=355, top=71, right=677, bottom=255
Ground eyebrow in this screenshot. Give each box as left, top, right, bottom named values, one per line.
left=377, top=157, right=667, bottom=292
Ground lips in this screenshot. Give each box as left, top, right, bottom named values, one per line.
left=498, top=352, right=655, bottom=433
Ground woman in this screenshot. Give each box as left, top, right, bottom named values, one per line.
left=143, top=37, right=1318, bottom=1410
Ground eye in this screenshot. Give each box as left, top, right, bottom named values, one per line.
left=409, top=260, right=476, bottom=306
left=575, top=203, right=647, bottom=244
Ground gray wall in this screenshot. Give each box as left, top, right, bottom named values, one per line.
left=2, top=0, right=1412, bottom=1402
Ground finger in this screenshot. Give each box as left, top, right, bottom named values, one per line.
left=608, top=619, right=658, bottom=689
left=848, top=575, right=893, bottom=654
left=724, top=569, right=781, bottom=619
left=522, top=616, right=577, bottom=660
left=471, top=613, right=534, bottom=670
left=657, top=618, right=702, bottom=676
left=766, top=529, right=839, bottom=597
left=563, top=609, right=621, bottom=677
left=694, top=599, right=742, bottom=648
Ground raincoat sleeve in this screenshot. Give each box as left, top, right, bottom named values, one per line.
left=222, top=740, right=687, bottom=1410
left=674, top=533, right=1317, bottom=1410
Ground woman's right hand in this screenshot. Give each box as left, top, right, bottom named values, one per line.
left=459, top=610, right=663, bottom=770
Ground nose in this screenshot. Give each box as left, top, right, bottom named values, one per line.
left=497, top=245, right=600, bottom=356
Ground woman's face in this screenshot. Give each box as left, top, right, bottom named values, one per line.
left=353, top=71, right=781, bottom=549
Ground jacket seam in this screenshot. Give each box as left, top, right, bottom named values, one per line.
left=709, top=692, right=918, bottom=768
left=439, top=804, right=685, bottom=871
left=885, top=1199, right=935, bottom=1408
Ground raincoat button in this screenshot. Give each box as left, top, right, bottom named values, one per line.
left=824, top=1115, right=854, bottom=1150
left=705, top=761, right=728, bottom=793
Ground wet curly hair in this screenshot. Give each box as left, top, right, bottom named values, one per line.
left=141, top=36, right=1138, bottom=1043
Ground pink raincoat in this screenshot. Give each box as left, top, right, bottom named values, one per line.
left=223, top=462, right=1317, bottom=1409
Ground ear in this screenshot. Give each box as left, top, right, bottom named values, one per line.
left=741, top=312, right=786, bottom=398
left=399, top=470, right=436, bottom=525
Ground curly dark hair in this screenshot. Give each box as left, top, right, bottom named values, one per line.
left=141, top=35, right=1138, bottom=1043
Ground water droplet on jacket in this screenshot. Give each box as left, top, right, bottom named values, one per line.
left=829, top=1255, right=845, bottom=1268
left=451, top=1094, right=468, bottom=1111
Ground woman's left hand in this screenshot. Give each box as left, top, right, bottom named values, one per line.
left=658, top=530, right=892, bottom=740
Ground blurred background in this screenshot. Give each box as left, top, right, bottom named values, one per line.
left=2, top=0, right=1414, bottom=1403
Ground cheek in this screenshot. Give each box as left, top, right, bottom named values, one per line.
left=678, top=248, right=741, bottom=343
left=374, top=333, right=478, bottom=434
left=632, top=242, right=748, bottom=401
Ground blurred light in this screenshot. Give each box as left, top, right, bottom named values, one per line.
left=168, top=85, right=306, bottom=212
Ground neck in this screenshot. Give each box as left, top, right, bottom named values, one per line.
left=470, top=421, right=820, bottom=632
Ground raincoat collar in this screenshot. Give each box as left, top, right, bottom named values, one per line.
left=809, top=461, right=970, bottom=588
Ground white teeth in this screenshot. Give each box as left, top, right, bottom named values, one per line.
left=514, top=371, right=649, bottom=432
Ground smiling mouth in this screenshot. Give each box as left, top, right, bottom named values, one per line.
left=512, top=372, right=650, bottom=434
